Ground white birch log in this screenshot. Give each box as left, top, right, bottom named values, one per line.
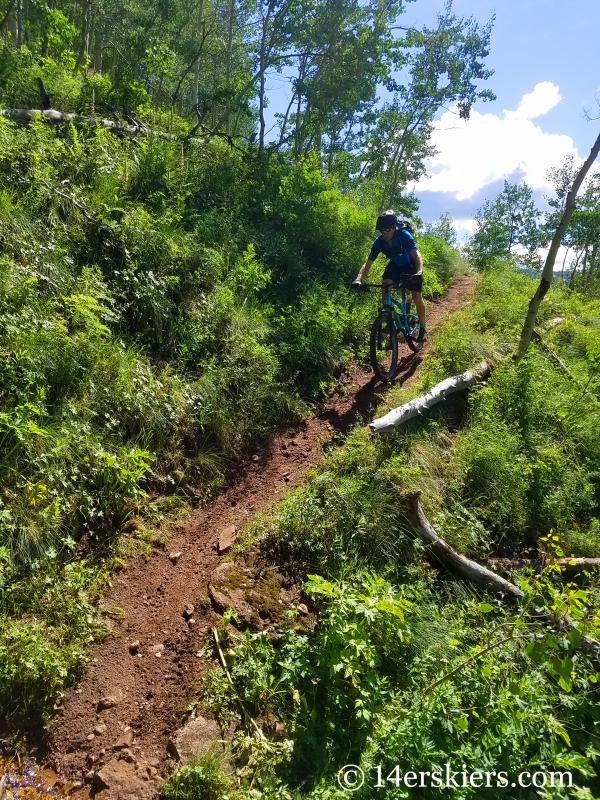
left=0, top=108, right=146, bottom=134
left=370, top=361, right=490, bottom=434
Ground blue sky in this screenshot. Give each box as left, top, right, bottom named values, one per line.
left=404, top=0, right=600, bottom=238
left=264, top=0, right=600, bottom=240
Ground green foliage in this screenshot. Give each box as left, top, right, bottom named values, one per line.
left=206, top=570, right=600, bottom=798
left=161, top=754, right=234, bottom=800
left=419, top=225, right=466, bottom=297
left=0, top=90, right=478, bottom=726
left=468, top=181, right=543, bottom=270
left=0, top=558, right=106, bottom=723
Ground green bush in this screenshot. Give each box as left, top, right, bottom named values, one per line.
left=161, top=754, right=234, bottom=800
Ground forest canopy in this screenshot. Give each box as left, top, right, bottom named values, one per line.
left=0, top=0, right=495, bottom=205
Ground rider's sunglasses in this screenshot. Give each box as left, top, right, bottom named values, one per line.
left=380, top=227, right=394, bottom=233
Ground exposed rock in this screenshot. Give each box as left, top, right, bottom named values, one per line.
left=168, top=715, right=238, bottom=765
left=218, top=524, right=237, bottom=554
left=113, top=730, right=134, bottom=749
left=182, top=604, right=195, bottom=619
left=94, top=756, right=161, bottom=799
left=297, top=603, right=309, bottom=615
left=209, top=561, right=316, bottom=631
left=97, top=692, right=123, bottom=711
left=169, top=551, right=182, bottom=565
left=251, top=454, right=259, bottom=462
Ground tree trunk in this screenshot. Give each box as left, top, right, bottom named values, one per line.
left=16, top=0, right=21, bottom=46
left=483, top=557, right=600, bottom=576
left=0, top=0, right=17, bottom=36
left=93, top=19, right=104, bottom=71
left=370, top=362, right=490, bottom=434
left=293, top=54, right=307, bottom=158
left=192, top=0, right=204, bottom=124
left=403, top=494, right=600, bottom=659
left=560, top=246, right=570, bottom=279
left=257, top=3, right=273, bottom=153
left=224, top=0, right=236, bottom=134
left=75, top=0, right=91, bottom=72
left=516, top=130, right=600, bottom=362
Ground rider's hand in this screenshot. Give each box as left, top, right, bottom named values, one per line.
left=351, top=280, right=369, bottom=292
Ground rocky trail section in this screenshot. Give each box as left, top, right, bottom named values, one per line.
left=40, top=275, right=474, bottom=799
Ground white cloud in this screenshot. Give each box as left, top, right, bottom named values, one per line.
left=452, top=217, right=477, bottom=237
left=507, top=81, right=561, bottom=120
left=415, top=82, right=580, bottom=200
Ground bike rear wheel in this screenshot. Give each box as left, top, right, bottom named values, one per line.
left=404, top=313, right=424, bottom=353
left=370, top=312, right=398, bottom=382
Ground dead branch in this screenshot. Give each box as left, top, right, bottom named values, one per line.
left=532, top=329, right=593, bottom=393
left=402, top=493, right=523, bottom=601
left=370, top=361, right=490, bottom=433
left=38, top=179, right=95, bottom=222
left=402, top=493, right=600, bottom=660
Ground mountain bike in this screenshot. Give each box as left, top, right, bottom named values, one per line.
left=355, top=280, right=424, bottom=382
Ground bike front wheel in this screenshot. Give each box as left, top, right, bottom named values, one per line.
left=404, top=313, right=424, bottom=353
left=370, top=312, right=398, bottom=382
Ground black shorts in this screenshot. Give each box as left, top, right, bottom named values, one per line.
left=382, top=262, right=423, bottom=293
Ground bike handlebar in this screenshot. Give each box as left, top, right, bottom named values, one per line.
left=351, top=280, right=411, bottom=290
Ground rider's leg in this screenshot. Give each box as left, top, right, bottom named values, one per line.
left=382, top=278, right=394, bottom=302
left=412, top=290, right=426, bottom=328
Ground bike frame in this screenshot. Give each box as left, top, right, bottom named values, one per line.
left=381, top=284, right=412, bottom=338
left=357, top=280, right=418, bottom=341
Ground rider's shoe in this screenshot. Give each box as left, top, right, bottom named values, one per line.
left=417, top=326, right=428, bottom=342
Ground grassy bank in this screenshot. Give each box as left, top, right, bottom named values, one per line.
left=169, top=263, right=600, bottom=799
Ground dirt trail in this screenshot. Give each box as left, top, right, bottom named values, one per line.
left=45, top=275, right=475, bottom=794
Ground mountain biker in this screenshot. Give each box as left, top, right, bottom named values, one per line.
left=352, top=210, right=427, bottom=340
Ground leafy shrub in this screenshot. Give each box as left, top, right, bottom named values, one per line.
left=419, top=229, right=465, bottom=296
left=161, top=754, right=234, bottom=800
left=563, top=518, right=600, bottom=558
left=0, top=559, right=105, bottom=722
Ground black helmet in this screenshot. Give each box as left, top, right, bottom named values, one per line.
left=376, top=210, right=398, bottom=232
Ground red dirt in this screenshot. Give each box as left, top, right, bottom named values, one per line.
left=44, top=275, right=476, bottom=794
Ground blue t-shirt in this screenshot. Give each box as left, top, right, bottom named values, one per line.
left=368, top=228, right=417, bottom=271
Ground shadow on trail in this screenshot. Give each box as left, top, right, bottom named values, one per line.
left=319, top=349, right=422, bottom=434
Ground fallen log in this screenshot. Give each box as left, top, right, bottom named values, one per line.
left=370, top=361, right=490, bottom=434
left=402, top=493, right=600, bottom=659
left=0, top=108, right=246, bottom=151
left=402, top=493, right=523, bottom=602
left=0, top=107, right=147, bottom=135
